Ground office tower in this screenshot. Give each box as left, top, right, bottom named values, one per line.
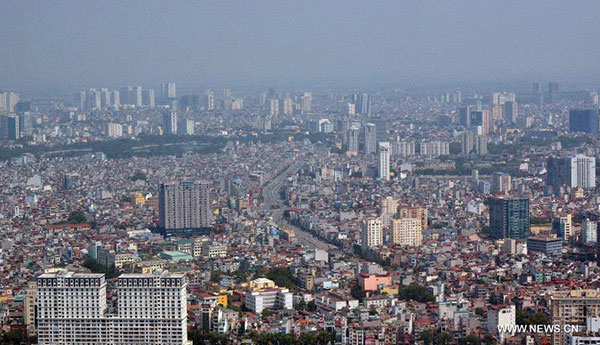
left=470, top=110, right=490, bottom=134
left=551, top=290, right=600, bottom=345
left=14, top=101, right=30, bottom=114
left=301, top=92, right=312, bottom=113
left=378, top=142, right=391, bottom=181
left=533, top=82, right=543, bottom=105
left=2, top=114, right=20, bottom=140
left=142, top=89, right=155, bottom=107
left=86, top=89, right=101, bottom=110
left=460, top=130, right=473, bottom=155
left=475, top=135, right=488, bottom=155
left=503, top=101, right=518, bottom=123
left=204, top=91, right=215, bottom=110
left=99, top=88, right=110, bottom=108
left=458, top=106, right=470, bottom=127
left=357, top=93, right=371, bottom=115
left=36, top=269, right=188, bottom=345
left=363, top=123, right=377, bottom=154
left=491, top=172, right=511, bottom=194
left=488, top=197, right=530, bottom=239
left=546, top=156, right=564, bottom=194
left=565, top=154, right=596, bottom=188
left=5, top=92, right=19, bottom=113
left=392, top=218, right=422, bottom=247
left=159, top=180, right=212, bottom=236
left=267, top=98, right=279, bottom=116
left=167, top=82, right=177, bottom=98
left=347, top=126, right=360, bottom=154
left=281, top=97, right=294, bottom=115
left=163, top=110, right=178, bottom=134
left=111, top=90, right=120, bottom=108
left=361, top=217, right=382, bottom=249
left=73, top=91, right=86, bottom=109
left=19, top=111, right=33, bottom=136
left=548, top=82, right=559, bottom=103
left=552, top=214, right=572, bottom=240
left=178, top=118, right=194, bottom=135
left=133, top=86, right=143, bottom=106
left=582, top=219, right=598, bottom=243
left=569, top=109, right=599, bottom=134
left=62, top=173, right=80, bottom=190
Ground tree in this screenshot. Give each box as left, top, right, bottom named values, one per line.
left=266, top=267, right=298, bottom=290
left=420, top=330, right=434, bottom=345
left=132, top=171, right=147, bottom=181
left=351, top=283, right=365, bottom=300
left=458, top=333, right=481, bottom=345
left=435, top=332, right=453, bottom=345
left=398, top=282, right=435, bottom=303
left=67, top=210, right=87, bottom=223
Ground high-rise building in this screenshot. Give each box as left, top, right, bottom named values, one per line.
left=363, top=123, right=377, bottom=154
left=357, top=93, right=371, bottom=115
left=112, top=90, right=120, bottom=108
left=491, top=172, right=511, bottom=194
left=281, top=98, right=294, bottom=115
left=392, top=218, right=422, bottom=247
left=347, top=126, right=360, bottom=154
left=159, top=180, right=212, bottom=236
left=24, top=281, right=38, bottom=337
left=552, top=214, right=572, bottom=240
left=488, top=197, right=530, bottom=239
left=5, top=92, right=19, bottom=113
left=548, top=82, right=559, bottom=103
left=398, top=206, right=429, bottom=229
left=588, top=90, right=599, bottom=105
left=470, top=110, right=490, bottom=134
left=163, top=110, right=178, bottom=135
left=378, top=142, right=391, bottom=181
left=105, top=122, right=123, bottom=138
left=301, top=92, right=312, bottom=113
left=19, top=111, right=33, bottom=136
left=167, top=82, right=176, bottom=98
left=582, top=219, right=598, bottom=243
left=142, top=89, right=155, bottom=108
left=204, top=91, right=215, bottom=110
left=533, top=82, right=543, bottom=105
left=267, top=98, right=279, bottom=116
left=2, top=114, right=20, bottom=140
left=381, top=196, right=397, bottom=215
left=361, top=217, right=382, bottom=249
left=460, top=131, right=473, bottom=155
left=569, top=109, right=599, bottom=134
left=475, top=135, right=488, bottom=155
left=458, top=106, right=471, bottom=127
left=549, top=155, right=597, bottom=191
left=73, top=91, right=86, bottom=110
left=62, top=173, right=80, bottom=190
left=36, top=269, right=188, bottom=345
left=86, top=89, right=101, bottom=110
left=503, top=101, right=518, bottom=123
left=551, top=290, right=600, bottom=345
left=178, top=118, right=194, bottom=135
left=346, top=102, right=356, bottom=115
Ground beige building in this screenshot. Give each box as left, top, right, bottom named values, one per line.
left=398, top=205, right=428, bottom=229
left=551, top=290, right=600, bottom=345
left=361, top=217, right=383, bottom=249
left=392, top=218, right=423, bottom=247
left=24, top=281, right=38, bottom=336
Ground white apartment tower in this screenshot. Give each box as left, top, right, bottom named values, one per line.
left=37, top=269, right=187, bottom=345
left=361, top=217, right=383, bottom=249
left=159, top=180, right=212, bottom=234
left=378, top=142, right=391, bottom=181
left=566, top=154, right=596, bottom=189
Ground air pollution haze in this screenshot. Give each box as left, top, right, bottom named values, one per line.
left=2, top=0, right=600, bottom=94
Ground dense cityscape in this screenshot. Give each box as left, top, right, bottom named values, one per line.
left=4, top=1, right=600, bottom=345
left=1, top=80, right=600, bottom=345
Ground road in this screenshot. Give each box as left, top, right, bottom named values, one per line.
left=261, top=159, right=331, bottom=251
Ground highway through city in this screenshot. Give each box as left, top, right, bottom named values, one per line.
left=261, top=160, right=332, bottom=251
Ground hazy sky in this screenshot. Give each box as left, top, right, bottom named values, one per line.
left=2, top=0, right=600, bottom=94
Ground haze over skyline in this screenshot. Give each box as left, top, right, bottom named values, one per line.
left=2, top=0, right=600, bottom=95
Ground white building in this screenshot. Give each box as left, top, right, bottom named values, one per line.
left=37, top=269, right=188, bottom=345
left=582, top=219, right=598, bottom=243
left=487, top=305, right=516, bottom=341
left=245, top=288, right=293, bottom=314
left=378, top=141, right=391, bottom=180
left=566, top=154, right=596, bottom=188
left=361, top=217, right=382, bottom=249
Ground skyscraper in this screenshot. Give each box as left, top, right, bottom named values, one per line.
left=491, top=172, right=511, bottom=194
left=163, top=110, right=178, bottom=134
left=552, top=214, right=572, bottom=240
left=361, top=217, right=382, bottom=249
left=86, top=89, right=101, bottom=110
left=569, top=109, right=599, bottom=134
left=267, top=98, right=279, bottom=116
left=378, top=142, right=391, bottom=181
left=36, top=269, right=188, bottom=345
left=488, top=197, right=530, bottom=240
left=2, top=114, right=19, bottom=140
left=347, top=126, right=360, bottom=154
left=301, top=92, right=312, bottom=113
left=73, top=91, right=86, bottom=109
left=548, top=82, right=559, bottom=103
left=159, top=180, right=212, bottom=236
left=363, top=123, right=377, bottom=155
left=357, top=93, right=371, bottom=115
left=460, top=130, right=473, bottom=155
left=142, top=89, right=155, bottom=107
left=503, top=101, right=518, bottom=123
left=533, top=82, right=543, bottom=105
left=458, top=106, right=471, bottom=127
left=565, top=154, right=596, bottom=189
left=475, top=135, right=488, bottom=155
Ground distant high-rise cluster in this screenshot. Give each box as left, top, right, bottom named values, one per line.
left=547, top=154, right=596, bottom=194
